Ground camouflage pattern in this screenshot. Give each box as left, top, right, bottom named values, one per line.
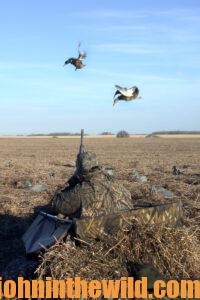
left=52, top=143, right=182, bottom=242
left=76, top=151, right=99, bottom=175
left=75, top=200, right=182, bottom=241
left=52, top=184, right=82, bottom=218
left=52, top=168, right=133, bottom=217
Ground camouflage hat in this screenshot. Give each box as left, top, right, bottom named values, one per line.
left=76, top=151, right=99, bottom=174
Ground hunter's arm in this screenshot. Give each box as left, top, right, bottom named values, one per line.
left=52, top=184, right=82, bottom=218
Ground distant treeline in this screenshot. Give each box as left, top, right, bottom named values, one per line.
left=28, top=132, right=87, bottom=136
left=152, top=131, right=200, bottom=135
left=100, top=132, right=115, bottom=135
left=28, top=132, right=115, bottom=136
left=22, top=130, right=200, bottom=137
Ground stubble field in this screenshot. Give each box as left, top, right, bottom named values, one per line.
left=0, top=136, right=200, bottom=276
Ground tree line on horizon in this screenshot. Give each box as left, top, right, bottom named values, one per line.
left=19, top=130, right=200, bottom=137
left=151, top=130, right=200, bottom=135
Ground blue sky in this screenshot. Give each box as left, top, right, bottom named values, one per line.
left=0, top=0, right=199, bottom=134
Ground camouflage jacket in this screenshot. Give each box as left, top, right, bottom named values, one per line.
left=52, top=168, right=133, bottom=218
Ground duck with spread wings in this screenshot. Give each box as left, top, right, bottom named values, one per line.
left=63, top=43, right=87, bottom=71
left=113, top=85, right=142, bottom=106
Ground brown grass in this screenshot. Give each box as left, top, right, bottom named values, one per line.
left=0, top=137, right=200, bottom=278
left=37, top=223, right=200, bottom=280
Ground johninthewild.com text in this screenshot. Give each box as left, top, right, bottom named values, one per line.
left=1, top=276, right=200, bottom=298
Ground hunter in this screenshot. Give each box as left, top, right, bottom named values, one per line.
left=52, top=150, right=133, bottom=218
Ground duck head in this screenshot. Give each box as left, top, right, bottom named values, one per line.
left=63, top=58, right=74, bottom=66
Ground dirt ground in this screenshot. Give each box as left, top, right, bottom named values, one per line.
left=0, top=136, right=200, bottom=274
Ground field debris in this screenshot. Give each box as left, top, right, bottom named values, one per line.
left=23, top=180, right=33, bottom=188
left=4, top=161, right=13, bottom=167
left=152, top=185, right=174, bottom=198
left=172, top=165, right=183, bottom=175
left=185, top=178, right=200, bottom=185
left=48, top=172, right=55, bottom=177
left=132, top=170, right=148, bottom=182
left=50, top=161, right=75, bottom=168
left=183, top=164, right=191, bottom=169
left=11, top=180, right=49, bottom=192
left=31, top=184, right=48, bottom=192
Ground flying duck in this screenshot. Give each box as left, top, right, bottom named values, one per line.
left=63, top=43, right=87, bottom=71
left=113, top=85, right=142, bottom=106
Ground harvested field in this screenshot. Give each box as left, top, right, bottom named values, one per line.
left=0, top=137, right=200, bottom=278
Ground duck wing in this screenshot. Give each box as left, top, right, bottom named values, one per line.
left=78, top=51, right=87, bottom=61
left=115, top=85, right=133, bottom=97
left=113, top=90, right=121, bottom=98
left=77, top=42, right=87, bottom=60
